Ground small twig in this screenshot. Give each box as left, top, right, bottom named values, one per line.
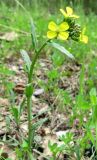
left=33, top=149, right=49, bottom=160
left=52, top=120, right=65, bottom=132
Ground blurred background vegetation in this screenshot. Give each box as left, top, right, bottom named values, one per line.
left=1, top=0, right=97, bottom=14
left=0, top=0, right=97, bottom=62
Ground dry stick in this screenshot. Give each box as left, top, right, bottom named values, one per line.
left=33, top=149, right=49, bottom=160
left=52, top=121, right=65, bottom=132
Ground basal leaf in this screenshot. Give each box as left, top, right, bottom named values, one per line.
left=20, top=49, right=31, bottom=72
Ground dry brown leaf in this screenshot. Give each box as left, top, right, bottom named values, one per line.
left=0, top=98, right=9, bottom=106
left=0, top=145, right=16, bottom=160
left=20, top=121, right=28, bottom=133
left=0, top=31, right=18, bottom=41
left=13, top=83, right=25, bottom=94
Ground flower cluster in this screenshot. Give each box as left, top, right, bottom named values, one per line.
left=47, top=7, right=88, bottom=43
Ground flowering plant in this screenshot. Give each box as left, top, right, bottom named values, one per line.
left=20, top=6, right=88, bottom=159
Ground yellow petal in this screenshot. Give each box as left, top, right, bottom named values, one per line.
left=48, top=21, right=58, bottom=31
left=81, top=35, right=88, bottom=43
left=66, top=7, right=73, bottom=15
left=58, top=32, right=69, bottom=40
left=60, top=9, right=67, bottom=17
left=59, top=22, right=69, bottom=31
left=47, top=31, right=57, bottom=39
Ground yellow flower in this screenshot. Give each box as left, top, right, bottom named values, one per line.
left=60, top=7, right=79, bottom=19
left=47, top=21, right=69, bottom=40
left=80, top=28, right=88, bottom=44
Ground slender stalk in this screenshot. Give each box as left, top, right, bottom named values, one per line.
left=27, top=40, right=49, bottom=156
left=29, top=40, right=49, bottom=82
left=96, top=123, right=97, bottom=153
left=27, top=96, right=32, bottom=152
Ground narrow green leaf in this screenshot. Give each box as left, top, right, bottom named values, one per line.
left=19, top=97, right=26, bottom=116
left=89, top=88, right=97, bottom=124
left=93, top=105, right=97, bottom=124
left=20, top=49, right=31, bottom=72
left=11, top=107, right=19, bottom=123
left=31, top=18, right=37, bottom=50
left=49, top=42, right=74, bottom=59
left=90, top=88, right=97, bottom=105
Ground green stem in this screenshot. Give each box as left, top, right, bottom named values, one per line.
left=96, top=123, right=97, bottom=153
left=27, top=40, right=49, bottom=155
left=29, top=40, right=50, bottom=82
left=27, top=96, right=32, bottom=152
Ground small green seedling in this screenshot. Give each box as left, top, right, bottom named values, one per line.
left=48, top=132, right=74, bottom=160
